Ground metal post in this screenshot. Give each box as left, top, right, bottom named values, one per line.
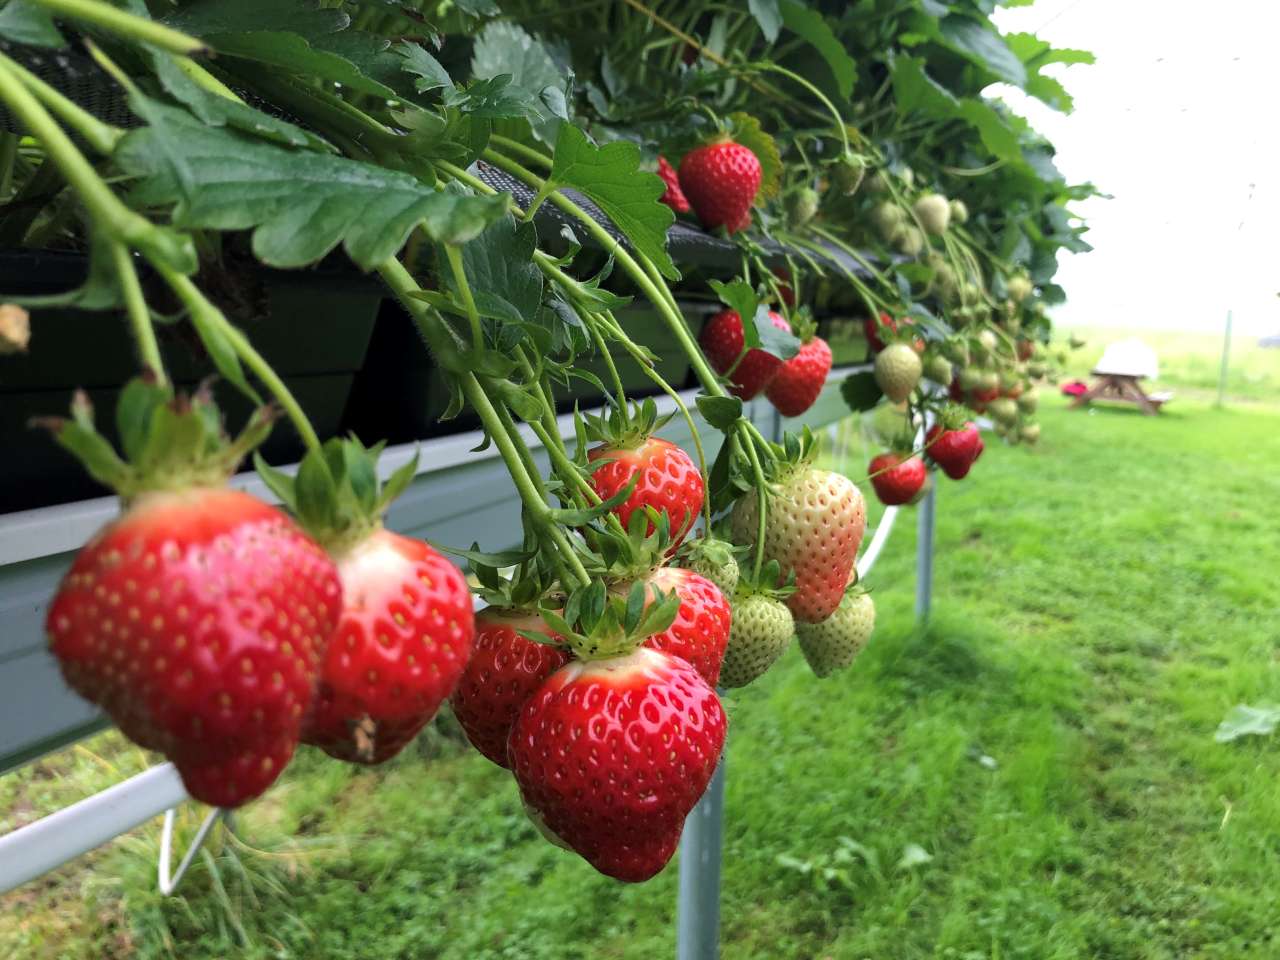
left=677, top=755, right=726, bottom=960
left=915, top=482, right=936, bottom=620
left=1217, top=309, right=1233, bottom=408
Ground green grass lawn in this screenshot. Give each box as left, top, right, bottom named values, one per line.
left=4, top=386, right=1280, bottom=959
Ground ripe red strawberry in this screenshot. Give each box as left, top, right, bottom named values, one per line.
left=700, top=308, right=791, bottom=400
left=509, top=647, right=726, bottom=882
left=868, top=452, right=927, bottom=505
left=678, top=139, right=761, bottom=235
left=48, top=488, right=341, bottom=808
left=767, top=336, right=833, bottom=417
left=303, top=529, right=474, bottom=764
left=642, top=567, right=731, bottom=686
left=731, top=465, right=866, bottom=623
left=450, top=608, right=570, bottom=768
left=926, top=422, right=982, bottom=480
left=589, top=436, right=704, bottom=548
left=656, top=155, right=690, bottom=214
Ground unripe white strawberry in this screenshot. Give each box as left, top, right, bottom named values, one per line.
left=720, top=595, right=794, bottom=688
left=874, top=343, right=923, bottom=403
left=914, top=193, right=951, bottom=235
left=797, top=590, right=875, bottom=678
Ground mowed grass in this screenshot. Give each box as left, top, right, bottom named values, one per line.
left=4, top=386, right=1280, bottom=959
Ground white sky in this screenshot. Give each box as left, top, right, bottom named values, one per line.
left=990, top=0, right=1279, bottom=334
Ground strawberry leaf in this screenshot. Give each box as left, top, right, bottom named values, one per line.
left=709, top=279, right=760, bottom=342
left=548, top=124, right=678, bottom=281
left=726, top=113, right=782, bottom=202
left=0, top=1, right=64, bottom=47
left=753, top=306, right=800, bottom=360
left=779, top=0, right=857, bottom=99
left=471, top=21, right=571, bottom=144
left=696, top=394, right=743, bottom=430
left=115, top=101, right=510, bottom=268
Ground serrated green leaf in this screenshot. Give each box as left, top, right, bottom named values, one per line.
left=397, top=41, right=452, bottom=92
left=0, top=0, right=64, bottom=46
left=150, top=55, right=333, bottom=152
left=115, top=101, right=509, bottom=267
left=696, top=394, right=744, bottom=430
left=443, top=214, right=544, bottom=326
left=548, top=124, right=678, bottom=281
left=938, top=15, right=1026, bottom=86
left=779, top=0, right=856, bottom=99
left=471, top=21, right=570, bottom=144
left=726, top=113, right=782, bottom=201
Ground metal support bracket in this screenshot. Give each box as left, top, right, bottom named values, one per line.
left=158, top=806, right=228, bottom=896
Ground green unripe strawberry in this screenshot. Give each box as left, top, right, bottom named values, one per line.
left=720, top=594, right=795, bottom=688
left=975, top=368, right=1000, bottom=393
left=786, top=187, right=820, bottom=227
left=892, top=225, right=925, bottom=256
left=988, top=396, right=1019, bottom=426
left=949, top=199, right=969, bottom=225
left=1018, top=387, right=1039, bottom=413
left=914, top=193, right=951, bottom=235
left=1021, top=422, right=1041, bottom=444
left=683, top=537, right=741, bottom=597
left=797, top=590, right=875, bottom=679
left=865, top=170, right=891, bottom=194
left=830, top=156, right=866, bottom=195
left=960, top=283, right=983, bottom=307
left=874, top=343, right=923, bottom=403
left=1007, top=275, right=1033, bottom=303
left=923, top=353, right=953, bottom=386
left=976, top=329, right=998, bottom=354
left=872, top=200, right=905, bottom=236
left=1027, top=361, right=1047, bottom=379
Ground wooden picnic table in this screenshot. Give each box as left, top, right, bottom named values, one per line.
left=1070, top=370, right=1172, bottom=415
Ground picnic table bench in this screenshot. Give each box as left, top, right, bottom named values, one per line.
left=1070, top=339, right=1172, bottom=415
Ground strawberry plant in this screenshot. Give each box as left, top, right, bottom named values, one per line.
left=0, top=0, right=1093, bottom=886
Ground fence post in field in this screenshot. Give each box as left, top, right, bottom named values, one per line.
left=1217, top=309, right=1233, bottom=408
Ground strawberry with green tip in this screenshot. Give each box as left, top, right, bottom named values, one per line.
left=731, top=443, right=866, bottom=623
left=678, top=138, right=761, bottom=235
left=797, top=588, right=875, bottom=678
left=868, top=451, right=926, bottom=506
left=720, top=590, right=794, bottom=688
left=257, top=438, right=475, bottom=766
left=874, top=342, right=923, bottom=403
left=44, top=380, right=342, bottom=808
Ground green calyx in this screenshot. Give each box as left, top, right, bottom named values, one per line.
left=733, top=557, right=795, bottom=602
left=532, top=578, right=680, bottom=661
left=255, top=435, right=419, bottom=556
left=787, top=306, right=819, bottom=345
left=583, top=396, right=672, bottom=450
left=587, top=505, right=677, bottom=581
left=470, top=556, right=559, bottom=612
left=937, top=403, right=972, bottom=432
left=34, top=376, right=274, bottom=503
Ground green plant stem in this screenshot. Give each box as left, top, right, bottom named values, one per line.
left=480, top=148, right=727, bottom=401
left=0, top=58, right=146, bottom=237
left=489, top=134, right=552, bottom=169
left=31, top=0, right=207, bottom=54
left=109, top=241, right=168, bottom=389
left=585, top=318, right=628, bottom=408
left=753, top=62, right=853, bottom=157
left=0, top=53, right=122, bottom=155
left=443, top=244, right=485, bottom=352
left=740, top=431, right=769, bottom=580
left=377, top=256, right=590, bottom=589
left=511, top=344, right=569, bottom=458
left=170, top=55, right=245, bottom=103
left=159, top=267, right=322, bottom=456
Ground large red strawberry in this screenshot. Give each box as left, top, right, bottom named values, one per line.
left=926, top=422, right=982, bottom=480
left=641, top=567, right=731, bottom=686
left=589, top=436, right=704, bottom=548
left=731, top=462, right=866, bottom=623
left=303, top=529, right=473, bottom=764
left=678, top=139, right=761, bottom=235
left=766, top=335, right=833, bottom=417
left=868, top=452, right=927, bottom=505
left=450, top=608, right=570, bottom=767
left=43, top=384, right=341, bottom=808
left=700, top=308, right=791, bottom=400
left=656, top=156, right=690, bottom=214
left=257, top=439, right=475, bottom=765
left=509, top=647, right=726, bottom=882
